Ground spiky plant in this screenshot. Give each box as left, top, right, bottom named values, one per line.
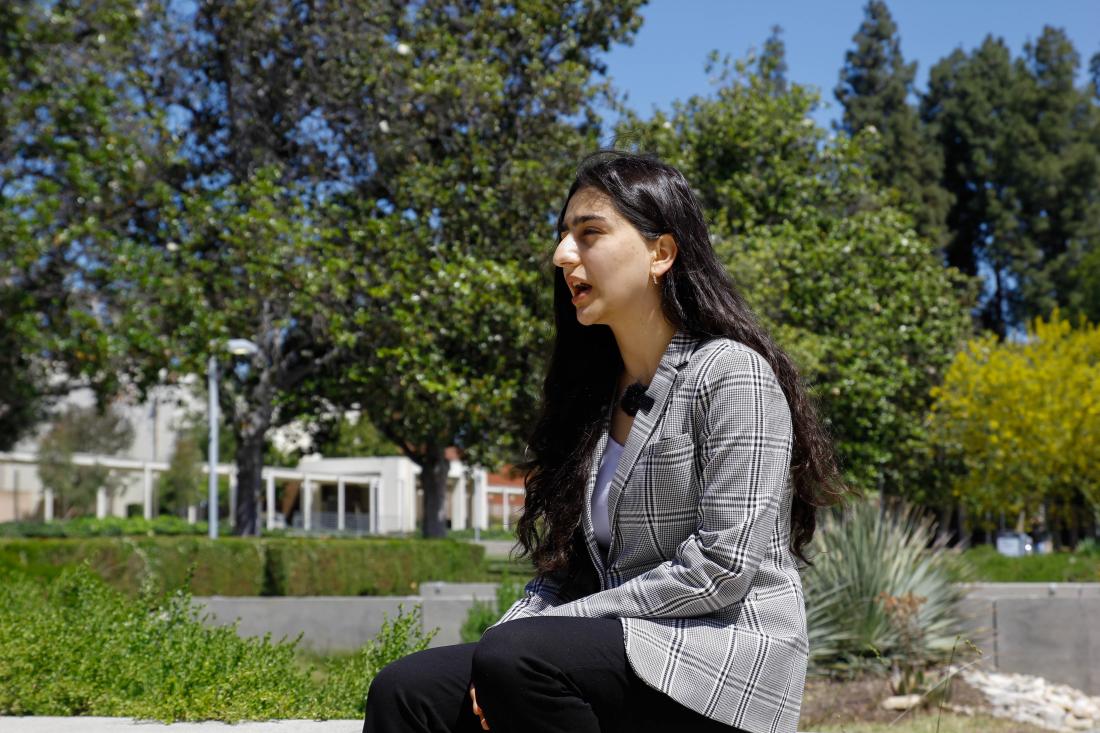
left=803, top=498, right=971, bottom=675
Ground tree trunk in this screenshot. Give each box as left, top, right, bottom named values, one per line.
left=420, top=446, right=450, bottom=538
left=234, top=431, right=265, bottom=536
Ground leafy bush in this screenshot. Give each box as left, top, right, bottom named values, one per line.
left=803, top=499, right=970, bottom=675
left=460, top=573, right=525, bottom=642
left=0, top=564, right=433, bottom=720
left=0, top=536, right=488, bottom=595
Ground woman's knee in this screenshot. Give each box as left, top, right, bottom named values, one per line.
left=472, top=622, right=528, bottom=685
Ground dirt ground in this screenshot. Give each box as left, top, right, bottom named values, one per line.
left=798, top=672, right=1047, bottom=733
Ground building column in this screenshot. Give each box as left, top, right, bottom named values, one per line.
left=143, top=464, right=154, bottom=520
left=43, top=488, right=54, bottom=522
left=228, top=472, right=237, bottom=528
left=453, top=472, right=468, bottom=530
left=265, top=473, right=276, bottom=531
left=303, top=477, right=312, bottom=532
left=473, top=468, right=489, bottom=531
left=96, top=487, right=108, bottom=519
left=337, top=477, right=346, bottom=532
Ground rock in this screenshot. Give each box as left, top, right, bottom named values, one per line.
left=881, top=694, right=923, bottom=711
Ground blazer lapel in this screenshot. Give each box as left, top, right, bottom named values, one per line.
left=606, top=329, right=697, bottom=535
left=581, top=329, right=698, bottom=577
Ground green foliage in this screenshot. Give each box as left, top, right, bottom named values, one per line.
left=0, top=516, right=207, bottom=539
left=928, top=309, right=1100, bottom=527
left=958, top=545, right=1100, bottom=583
left=0, top=537, right=267, bottom=596
left=922, top=28, right=1100, bottom=336
left=803, top=500, right=970, bottom=674
left=0, top=1, right=177, bottom=449
left=460, top=573, right=525, bottom=643
left=0, top=536, right=488, bottom=596
left=619, top=48, right=975, bottom=497
left=158, top=428, right=205, bottom=515
left=263, top=538, right=487, bottom=596
left=835, top=0, right=948, bottom=245
left=0, top=564, right=433, bottom=720
left=37, top=404, right=136, bottom=517
left=312, top=411, right=402, bottom=459
left=317, top=605, right=437, bottom=714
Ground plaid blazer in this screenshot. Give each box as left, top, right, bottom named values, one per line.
left=489, top=330, right=806, bottom=733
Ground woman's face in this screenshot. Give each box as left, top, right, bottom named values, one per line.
left=553, top=186, right=670, bottom=328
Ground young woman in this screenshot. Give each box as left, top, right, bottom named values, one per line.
left=362, top=150, right=845, bottom=733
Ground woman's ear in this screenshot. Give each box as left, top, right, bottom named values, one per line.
left=653, top=233, right=678, bottom=277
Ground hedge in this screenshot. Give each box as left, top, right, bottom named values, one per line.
left=0, top=516, right=207, bottom=538
left=0, top=537, right=487, bottom=596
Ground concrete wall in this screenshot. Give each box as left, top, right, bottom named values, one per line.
left=194, top=582, right=1100, bottom=696
left=193, top=582, right=503, bottom=651
left=955, top=583, right=1100, bottom=695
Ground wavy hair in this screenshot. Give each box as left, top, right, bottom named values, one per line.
left=514, top=150, right=848, bottom=588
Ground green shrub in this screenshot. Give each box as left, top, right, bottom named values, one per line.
left=460, top=573, right=525, bottom=642
left=0, top=516, right=208, bottom=538
left=0, top=537, right=266, bottom=595
left=263, top=538, right=487, bottom=595
left=959, top=544, right=1100, bottom=582
left=0, top=564, right=433, bottom=721
left=803, top=499, right=970, bottom=676
left=0, top=536, right=488, bottom=596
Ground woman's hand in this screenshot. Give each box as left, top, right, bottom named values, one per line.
left=469, top=683, right=490, bottom=730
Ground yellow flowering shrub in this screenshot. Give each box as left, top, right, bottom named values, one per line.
left=928, top=309, right=1100, bottom=526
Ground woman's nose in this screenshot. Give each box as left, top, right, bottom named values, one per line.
left=553, top=233, right=578, bottom=268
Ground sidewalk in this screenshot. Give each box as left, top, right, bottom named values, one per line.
left=0, top=719, right=363, bottom=732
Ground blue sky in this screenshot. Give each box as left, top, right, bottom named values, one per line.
left=597, top=0, right=1100, bottom=132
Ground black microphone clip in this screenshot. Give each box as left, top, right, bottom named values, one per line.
left=620, top=381, right=654, bottom=417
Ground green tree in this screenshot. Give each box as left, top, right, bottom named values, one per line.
left=0, top=1, right=173, bottom=448
left=100, top=0, right=644, bottom=538
left=619, top=49, right=975, bottom=498
left=38, top=404, right=135, bottom=517
left=835, top=0, right=949, bottom=247
left=158, top=427, right=204, bottom=516
left=922, top=29, right=1100, bottom=337
left=928, top=309, right=1100, bottom=538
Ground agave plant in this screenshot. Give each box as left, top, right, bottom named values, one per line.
left=802, top=498, right=971, bottom=676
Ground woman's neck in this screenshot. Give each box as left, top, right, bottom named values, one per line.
left=612, top=317, right=676, bottom=388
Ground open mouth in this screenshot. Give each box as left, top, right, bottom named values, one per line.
left=574, top=283, right=592, bottom=295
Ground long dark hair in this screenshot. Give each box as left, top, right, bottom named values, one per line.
left=515, top=149, right=848, bottom=582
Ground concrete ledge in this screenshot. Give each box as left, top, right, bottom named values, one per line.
left=194, top=582, right=502, bottom=651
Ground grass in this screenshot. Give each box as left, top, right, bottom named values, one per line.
left=958, top=545, right=1100, bottom=583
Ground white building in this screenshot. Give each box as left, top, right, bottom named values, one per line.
left=0, top=388, right=526, bottom=533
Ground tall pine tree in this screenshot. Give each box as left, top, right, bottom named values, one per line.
left=923, top=30, right=1100, bottom=337
left=836, top=0, right=948, bottom=247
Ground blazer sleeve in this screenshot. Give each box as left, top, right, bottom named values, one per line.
left=487, top=572, right=567, bottom=629
left=487, top=527, right=601, bottom=629
left=540, top=346, right=793, bottom=621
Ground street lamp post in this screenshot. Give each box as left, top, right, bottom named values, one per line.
left=208, top=338, right=260, bottom=540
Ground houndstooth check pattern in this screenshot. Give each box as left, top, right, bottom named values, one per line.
left=489, top=330, right=806, bottom=733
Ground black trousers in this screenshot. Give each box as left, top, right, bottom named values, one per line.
left=362, top=616, right=746, bottom=733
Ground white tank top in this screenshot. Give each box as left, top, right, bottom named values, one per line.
left=593, top=434, right=624, bottom=556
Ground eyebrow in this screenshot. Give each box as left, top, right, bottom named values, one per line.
left=560, top=214, right=610, bottom=233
